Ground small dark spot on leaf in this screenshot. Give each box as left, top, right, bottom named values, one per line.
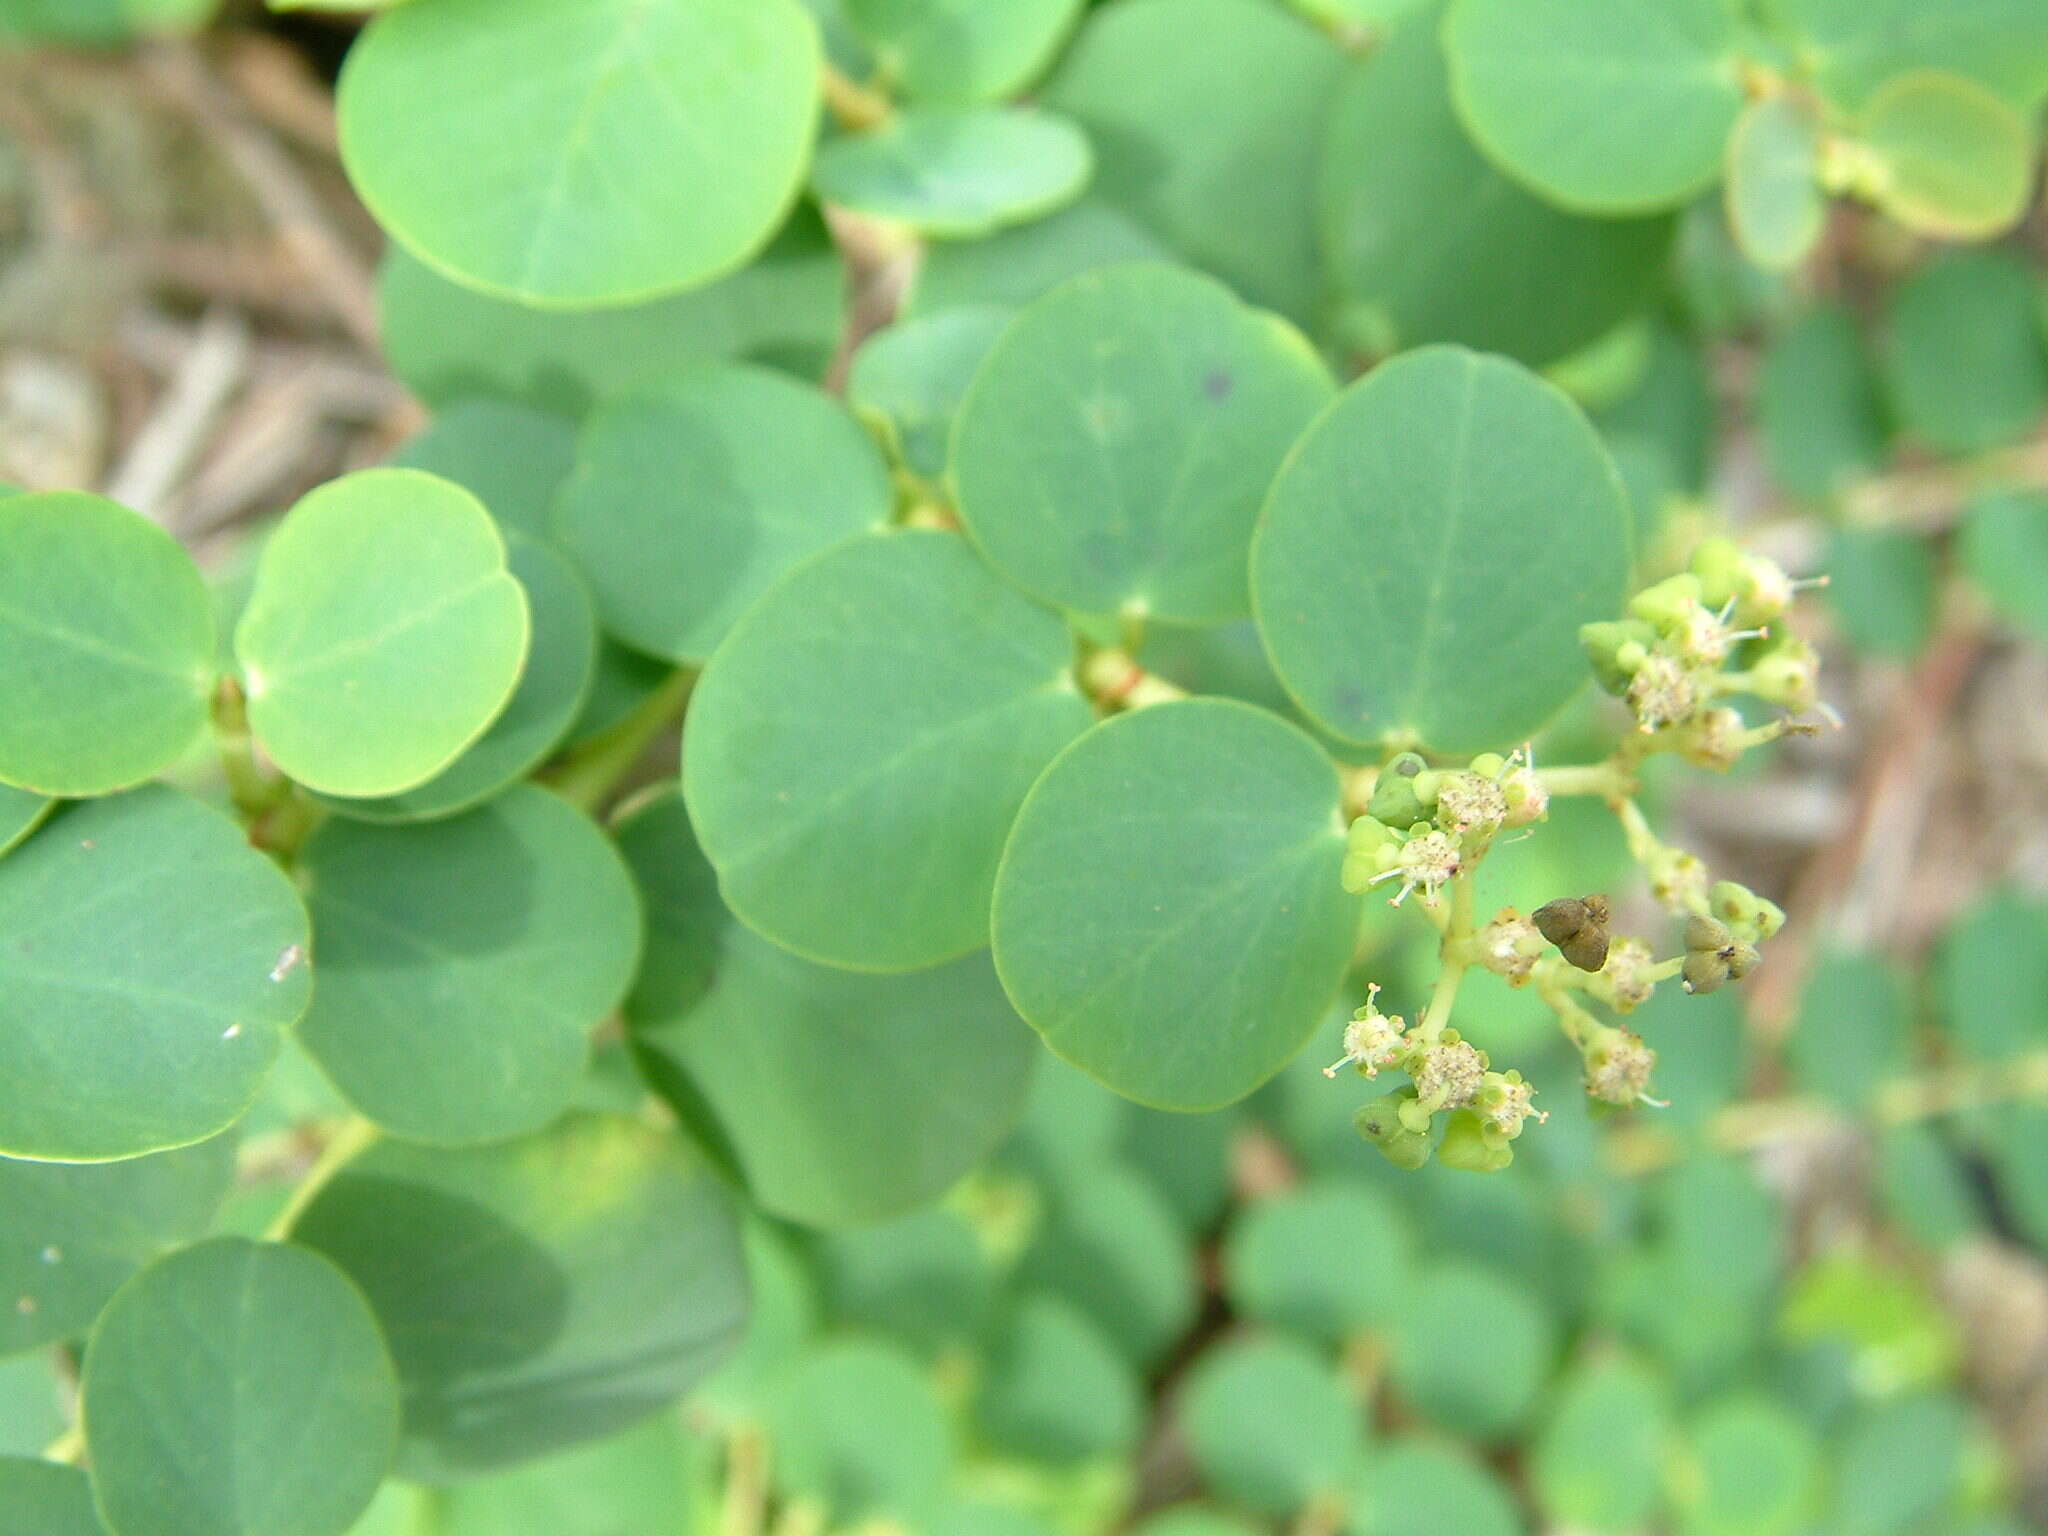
left=1204, top=369, right=1234, bottom=401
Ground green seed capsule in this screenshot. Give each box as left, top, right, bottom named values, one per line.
left=1368, top=752, right=1430, bottom=826
left=1438, top=1110, right=1514, bottom=1172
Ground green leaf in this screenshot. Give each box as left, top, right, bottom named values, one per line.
left=1761, top=0, right=2048, bottom=111
left=296, top=784, right=642, bottom=1145
left=815, top=1208, right=994, bottom=1358
left=1346, top=1437, right=1522, bottom=1536
left=849, top=306, right=1012, bottom=481
left=1131, top=1511, right=1267, bottom=1536
left=0, top=1458, right=103, bottom=1536
left=1042, top=0, right=1346, bottom=323
left=1836, top=1394, right=1971, bottom=1534
left=977, top=1293, right=1141, bottom=1463
left=552, top=364, right=892, bottom=664
left=1876, top=1123, right=1983, bottom=1251
left=290, top=1112, right=746, bottom=1479
left=1444, top=0, right=1745, bottom=213
left=0, top=788, right=51, bottom=859
left=82, top=1237, right=399, bottom=1536
left=337, top=0, right=821, bottom=307
left=954, top=264, right=1332, bottom=623
left=1531, top=1353, right=1671, bottom=1533
left=376, top=207, right=845, bottom=416
left=387, top=400, right=577, bottom=540
left=812, top=108, right=1093, bottom=237
left=1178, top=1335, right=1363, bottom=1516
left=1119, top=1101, right=1236, bottom=1233
left=1884, top=251, right=2048, bottom=455
left=0, top=1133, right=233, bottom=1355
left=0, top=0, right=213, bottom=45
left=907, top=198, right=1171, bottom=316
left=1724, top=95, right=1825, bottom=271
left=769, top=1340, right=953, bottom=1525
left=843, top=0, right=1084, bottom=102
left=1017, top=1161, right=1195, bottom=1368
left=620, top=789, right=1038, bottom=1226
left=318, top=533, right=597, bottom=822
left=1389, top=1263, right=1556, bottom=1439
left=1223, top=1178, right=1415, bottom=1345
left=1960, top=491, right=2048, bottom=644
left=1252, top=346, right=1630, bottom=752
left=0, top=492, right=213, bottom=797
left=1860, top=70, right=2034, bottom=238
left=1320, top=9, right=1675, bottom=369
left=235, top=468, right=529, bottom=798
left=1757, top=304, right=1890, bottom=499
left=0, top=789, right=310, bottom=1162
left=1819, top=526, right=1936, bottom=659
left=683, top=530, right=1092, bottom=972
left=993, top=699, right=1358, bottom=1110
left=1672, top=1395, right=1821, bottom=1536
left=426, top=1415, right=714, bottom=1536
left=1935, top=888, right=2048, bottom=1060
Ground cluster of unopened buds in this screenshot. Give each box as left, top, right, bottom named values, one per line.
left=1326, top=539, right=1820, bottom=1174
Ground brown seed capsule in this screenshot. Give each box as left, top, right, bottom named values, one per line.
left=1534, top=894, right=1612, bottom=973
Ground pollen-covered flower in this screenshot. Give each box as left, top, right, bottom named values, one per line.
left=1477, top=907, right=1544, bottom=986
left=1412, top=1035, right=1487, bottom=1112
left=1583, top=1026, right=1658, bottom=1107
left=1323, top=984, right=1409, bottom=1079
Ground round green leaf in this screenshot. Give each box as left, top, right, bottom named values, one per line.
left=770, top=1340, right=953, bottom=1525
left=296, top=784, right=642, bottom=1145
left=1042, top=0, right=1346, bottom=323
left=0, top=1133, right=233, bottom=1355
left=1224, top=1178, right=1415, bottom=1345
left=1960, top=491, right=2048, bottom=645
left=1837, top=1394, right=1971, bottom=1535
left=1757, top=304, right=1889, bottom=500
left=1179, top=1335, right=1363, bottom=1516
left=0, top=789, right=310, bottom=1162
left=1252, top=345, right=1629, bottom=752
left=0, top=1458, right=102, bottom=1536
left=1819, top=526, right=1935, bottom=659
left=994, top=699, right=1356, bottom=1110
left=1119, top=1101, right=1236, bottom=1233
left=815, top=1208, right=994, bottom=1358
left=1389, top=1263, right=1555, bottom=1440
left=683, top=530, right=1092, bottom=972
left=952, top=264, right=1334, bottom=623
left=552, top=364, right=892, bottom=664
left=388, top=401, right=578, bottom=540
left=429, top=1416, right=712, bottom=1536
left=620, top=789, right=1038, bottom=1226
left=1764, top=0, right=2048, bottom=112
left=0, top=492, right=213, bottom=797
left=1531, top=1353, right=1670, bottom=1533
left=1885, top=251, right=2048, bottom=455
left=844, top=0, right=1084, bottom=102
left=0, top=788, right=51, bottom=860
left=907, top=197, right=1171, bottom=316
left=235, top=469, right=529, bottom=798
left=1861, top=70, right=2033, bottom=239
left=82, top=1238, right=399, bottom=1536
left=377, top=207, right=845, bottom=416
left=1444, top=0, right=1744, bottom=213
left=1673, top=1395, right=1821, bottom=1536
left=1725, top=95, right=1825, bottom=271
left=1017, top=1161, right=1195, bottom=1368
left=978, top=1293, right=1141, bottom=1463
left=338, top=0, right=821, bottom=307
left=319, top=534, right=598, bottom=822
left=849, top=305, right=1013, bottom=482
left=1320, top=10, right=1674, bottom=369
left=1346, top=1438, right=1522, bottom=1536
left=814, top=108, right=1092, bottom=237
left=291, top=1112, right=745, bottom=1479
left=1937, top=887, right=2048, bottom=1061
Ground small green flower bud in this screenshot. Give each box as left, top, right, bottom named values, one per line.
left=1581, top=619, right=1658, bottom=695
left=1628, top=572, right=1705, bottom=633
left=1477, top=908, right=1544, bottom=986
left=1645, top=845, right=1708, bottom=913
left=1627, top=651, right=1702, bottom=731
left=1689, top=536, right=1746, bottom=610
left=1692, top=537, right=1800, bottom=627
left=1748, top=634, right=1819, bottom=714
left=1411, top=1033, right=1487, bottom=1113
left=1433, top=770, right=1507, bottom=842
left=1469, top=751, right=1508, bottom=780
left=1709, top=880, right=1785, bottom=942
left=1347, top=815, right=1395, bottom=857
left=1367, top=752, right=1431, bottom=826
left=1582, top=1025, right=1657, bottom=1106
left=1438, top=1110, right=1514, bottom=1172
left=1354, top=1092, right=1433, bottom=1169
left=1685, top=914, right=1733, bottom=954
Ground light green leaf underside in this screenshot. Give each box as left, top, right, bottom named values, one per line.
left=235, top=468, right=529, bottom=798
left=338, top=0, right=821, bottom=306
left=683, top=530, right=1092, bottom=972
left=0, top=788, right=311, bottom=1163
left=296, top=784, right=642, bottom=1145
left=992, top=698, right=1359, bottom=1110
left=1725, top=95, right=1824, bottom=270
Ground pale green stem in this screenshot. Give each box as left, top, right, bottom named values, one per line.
left=545, top=668, right=696, bottom=814
left=1415, top=875, right=1475, bottom=1042
left=819, top=62, right=892, bottom=131
left=263, top=1115, right=380, bottom=1242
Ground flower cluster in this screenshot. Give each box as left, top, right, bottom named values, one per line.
left=1341, top=749, right=1544, bottom=906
